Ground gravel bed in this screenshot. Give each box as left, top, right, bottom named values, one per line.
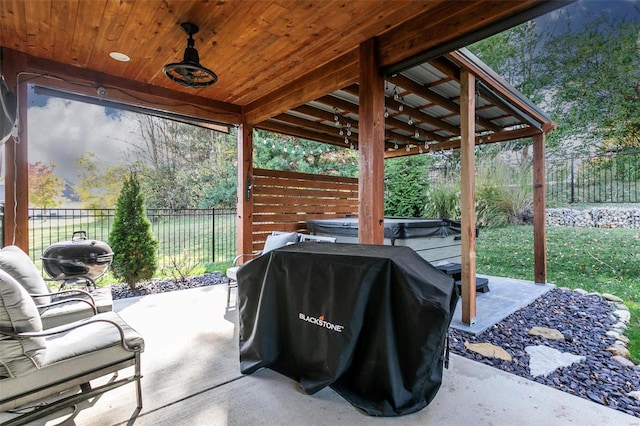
left=110, top=271, right=228, bottom=300
left=111, top=275, right=640, bottom=417
left=449, top=288, right=640, bottom=417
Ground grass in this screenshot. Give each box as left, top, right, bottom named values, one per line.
left=477, top=225, right=640, bottom=362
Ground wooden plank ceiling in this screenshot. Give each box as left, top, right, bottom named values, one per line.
left=0, top=0, right=561, bottom=154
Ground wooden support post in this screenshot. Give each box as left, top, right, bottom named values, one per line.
left=533, top=132, right=547, bottom=284
left=236, top=122, right=254, bottom=259
left=357, top=38, right=385, bottom=245
left=460, top=69, right=477, bottom=325
left=4, top=79, right=29, bottom=250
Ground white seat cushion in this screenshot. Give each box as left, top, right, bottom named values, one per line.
left=0, top=245, right=51, bottom=305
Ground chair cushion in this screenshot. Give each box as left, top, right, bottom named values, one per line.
left=0, top=245, right=51, bottom=305
left=263, top=232, right=299, bottom=253
left=0, top=269, right=46, bottom=378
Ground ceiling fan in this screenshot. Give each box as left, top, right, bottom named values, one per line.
left=163, top=22, right=218, bottom=88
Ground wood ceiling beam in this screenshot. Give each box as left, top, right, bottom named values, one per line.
left=384, top=125, right=541, bottom=158
left=244, top=49, right=359, bottom=125
left=378, top=1, right=551, bottom=71
left=2, top=49, right=242, bottom=125
left=342, top=84, right=456, bottom=138
left=256, top=120, right=352, bottom=148
left=273, top=113, right=349, bottom=139
left=387, top=74, right=502, bottom=132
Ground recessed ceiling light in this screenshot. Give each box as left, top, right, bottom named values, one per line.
left=109, top=52, right=130, bottom=62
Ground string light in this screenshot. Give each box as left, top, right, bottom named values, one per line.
left=384, top=107, right=389, bottom=118
left=408, top=116, right=414, bottom=126
left=394, top=142, right=398, bottom=150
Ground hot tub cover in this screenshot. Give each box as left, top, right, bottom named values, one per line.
left=238, top=242, right=458, bottom=416
left=306, top=217, right=461, bottom=243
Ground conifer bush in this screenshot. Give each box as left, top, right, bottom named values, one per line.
left=109, top=173, right=158, bottom=289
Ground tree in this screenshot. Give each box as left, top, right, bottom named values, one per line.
left=384, top=155, right=430, bottom=217
left=109, top=173, right=158, bottom=289
left=253, top=130, right=358, bottom=177
left=28, top=161, right=64, bottom=208
left=74, top=153, right=128, bottom=208
left=127, top=115, right=238, bottom=209
left=543, top=16, right=640, bottom=154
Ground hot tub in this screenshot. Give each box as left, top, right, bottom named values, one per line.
left=306, top=217, right=465, bottom=265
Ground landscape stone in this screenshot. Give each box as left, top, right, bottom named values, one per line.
left=616, top=335, right=630, bottom=344
left=614, top=310, right=631, bottom=323
left=527, top=326, right=565, bottom=340
left=612, top=321, right=628, bottom=331
left=606, top=330, right=621, bottom=339
left=602, top=293, right=624, bottom=303
left=525, top=345, right=585, bottom=377
left=615, top=339, right=629, bottom=348
left=629, top=391, right=640, bottom=401
left=464, top=341, right=512, bottom=361
left=612, top=356, right=635, bottom=368
left=606, top=346, right=631, bottom=358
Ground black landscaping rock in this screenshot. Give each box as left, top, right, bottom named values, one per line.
left=448, top=288, right=640, bottom=418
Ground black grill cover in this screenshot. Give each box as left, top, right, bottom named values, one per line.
left=238, top=242, right=458, bottom=416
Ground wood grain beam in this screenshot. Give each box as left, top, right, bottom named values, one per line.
left=387, top=74, right=501, bottom=132
left=244, top=50, right=359, bottom=125
left=460, top=69, right=477, bottom=326
left=257, top=120, right=349, bottom=147
left=533, top=133, right=547, bottom=284
left=237, top=122, right=254, bottom=258
left=358, top=39, right=385, bottom=245
left=2, top=49, right=242, bottom=125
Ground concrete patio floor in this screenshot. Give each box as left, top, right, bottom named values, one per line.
left=5, top=282, right=639, bottom=426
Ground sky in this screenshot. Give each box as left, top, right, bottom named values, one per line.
left=20, top=0, right=640, bottom=186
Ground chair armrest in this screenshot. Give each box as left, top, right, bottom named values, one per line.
left=0, top=317, right=141, bottom=352
left=36, top=297, right=98, bottom=315
left=232, top=252, right=262, bottom=267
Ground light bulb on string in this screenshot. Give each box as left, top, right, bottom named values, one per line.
left=406, top=145, right=410, bottom=152
left=419, top=146, right=423, bottom=154
left=408, top=117, right=414, bottom=126
left=350, top=143, right=355, bottom=150
left=347, top=129, right=351, bottom=136
left=394, top=142, right=398, bottom=150
left=414, top=128, right=420, bottom=138
left=344, top=136, right=349, bottom=144
left=384, top=108, right=389, bottom=118
left=339, top=128, right=344, bottom=136
left=398, top=102, right=404, bottom=112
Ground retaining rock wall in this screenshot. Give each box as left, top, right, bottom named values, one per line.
left=546, top=207, right=640, bottom=228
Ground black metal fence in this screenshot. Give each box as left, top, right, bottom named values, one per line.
left=20, top=207, right=237, bottom=273
left=547, top=149, right=640, bottom=204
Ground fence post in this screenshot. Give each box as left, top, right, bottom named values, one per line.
left=570, top=155, right=575, bottom=203
left=212, top=208, right=216, bottom=264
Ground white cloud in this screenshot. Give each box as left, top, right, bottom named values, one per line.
left=26, top=97, right=141, bottom=184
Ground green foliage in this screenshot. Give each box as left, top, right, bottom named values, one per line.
left=129, top=116, right=238, bottom=208
left=477, top=225, right=640, bottom=361
left=424, top=176, right=460, bottom=220
left=74, top=152, right=127, bottom=208
left=469, top=12, right=640, bottom=157
left=384, top=155, right=430, bottom=217
left=109, top=173, right=158, bottom=289
left=253, top=130, right=358, bottom=177
left=28, top=162, right=64, bottom=208
left=475, top=159, right=533, bottom=227
left=543, top=15, right=640, bottom=153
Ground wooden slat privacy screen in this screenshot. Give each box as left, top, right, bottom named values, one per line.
left=252, top=168, right=358, bottom=252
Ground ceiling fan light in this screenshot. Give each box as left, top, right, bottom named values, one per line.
left=163, top=22, right=217, bottom=88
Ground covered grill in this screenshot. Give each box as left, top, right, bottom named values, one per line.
left=41, top=231, right=113, bottom=286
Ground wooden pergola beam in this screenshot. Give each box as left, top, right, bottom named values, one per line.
left=237, top=121, right=254, bottom=258
left=358, top=39, right=385, bottom=245
left=533, top=133, right=547, bottom=284
left=460, top=69, right=477, bottom=326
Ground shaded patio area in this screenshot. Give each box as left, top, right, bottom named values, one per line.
left=2, top=282, right=635, bottom=426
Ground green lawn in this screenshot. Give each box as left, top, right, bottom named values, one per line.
left=477, top=225, right=640, bottom=362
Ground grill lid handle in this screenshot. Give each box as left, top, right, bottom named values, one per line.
left=72, top=231, right=88, bottom=242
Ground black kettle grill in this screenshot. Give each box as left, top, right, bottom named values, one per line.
left=41, top=231, right=114, bottom=287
